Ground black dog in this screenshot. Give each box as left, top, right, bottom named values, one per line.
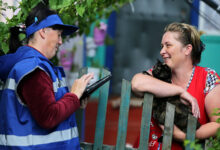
left=142, top=60, right=200, bottom=133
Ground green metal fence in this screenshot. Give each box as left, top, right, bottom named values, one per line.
left=79, top=68, right=206, bottom=150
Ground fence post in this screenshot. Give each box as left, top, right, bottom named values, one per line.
left=93, top=68, right=111, bottom=150
left=185, top=114, right=197, bottom=150
left=138, top=93, right=153, bottom=150
left=162, top=103, right=175, bottom=150
left=116, top=79, right=131, bottom=150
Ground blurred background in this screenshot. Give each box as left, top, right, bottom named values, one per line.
left=1, top=0, right=220, bottom=147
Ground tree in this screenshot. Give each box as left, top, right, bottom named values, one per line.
left=0, top=0, right=132, bottom=54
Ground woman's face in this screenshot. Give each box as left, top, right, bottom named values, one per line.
left=160, top=31, right=186, bottom=69
left=44, top=28, right=63, bottom=59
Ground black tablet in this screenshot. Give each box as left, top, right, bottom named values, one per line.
left=80, top=74, right=112, bottom=100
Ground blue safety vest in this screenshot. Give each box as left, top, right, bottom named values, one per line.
left=0, top=46, right=80, bottom=150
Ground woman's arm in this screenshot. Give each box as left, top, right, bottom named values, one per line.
left=195, top=85, right=220, bottom=139
left=18, top=69, right=81, bottom=129
left=172, top=85, right=220, bottom=141
left=131, top=73, right=184, bottom=97
left=18, top=69, right=93, bottom=129
left=131, top=73, right=200, bottom=118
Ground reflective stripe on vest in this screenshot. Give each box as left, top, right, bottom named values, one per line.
left=53, top=77, right=67, bottom=92
left=3, top=77, right=66, bottom=93
left=0, top=127, right=78, bottom=146
left=5, top=78, right=16, bottom=90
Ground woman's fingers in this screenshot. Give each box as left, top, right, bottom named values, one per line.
left=191, top=99, right=200, bottom=118
left=192, top=101, right=200, bottom=118
left=180, top=91, right=200, bottom=118
left=70, top=73, right=94, bottom=98
left=84, top=73, right=94, bottom=84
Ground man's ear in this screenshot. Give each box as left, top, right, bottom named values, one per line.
left=184, top=44, right=193, bottom=56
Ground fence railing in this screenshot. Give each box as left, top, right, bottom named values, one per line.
left=79, top=68, right=207, bottom=150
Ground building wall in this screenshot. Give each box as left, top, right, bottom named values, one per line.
left=111, top=0, right=191, bottom=94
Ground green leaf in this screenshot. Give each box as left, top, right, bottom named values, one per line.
left=87, top=0, right=93, bottom=7
left=19, top=33, right=26, bottom=41
left=76, top=5, right=85, bottom=17
left=184, top=140, right=190, bottom=146
left=1, top=42, right=9, bottom=53
left=49, top=0, right=72, bottom=10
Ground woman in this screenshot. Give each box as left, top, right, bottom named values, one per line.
left=131, top=22, right=220, bottom=149
left=0, top=2, right=93, bottom=150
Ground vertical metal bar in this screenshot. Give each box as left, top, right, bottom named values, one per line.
left=185, top=115, right=197, bottom=150
left=162, top=103, right=175, bottom=150
left=93, top=68, right=111, bottom=150
left=116, top=79, right=131, bottom=150
left=79, top=67, right=88, bottom=77
left=204, top=139, right=211, bottom=150
left=138, top=93, right=153, bottom=150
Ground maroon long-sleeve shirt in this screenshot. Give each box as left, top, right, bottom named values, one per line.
left=17, top=68, right=80, bottom=129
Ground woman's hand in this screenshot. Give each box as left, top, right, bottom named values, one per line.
left=172, top=125, right=186, bottom=141
left=159, top=125, right=186, bottom=142
left=180, top=90, right=200, bottom=118
left=70, top=73, right=94, bottom=99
